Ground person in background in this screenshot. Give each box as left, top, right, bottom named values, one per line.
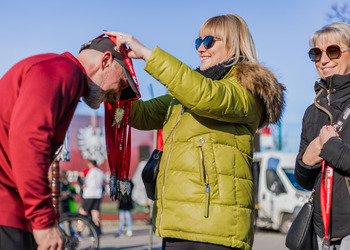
left=105, top=13, right=285, bottom=250
left=59, top=170, right=76, bottom=236
left=0, top=36, right=139, bottom=250
left=77, top=166, right=90, bottom=197
left=60, top=170, right=77, bottom=214
left=115, top=181, right=134, bottom=237
left=78, top=160, right=105, bottom=235
left=295, top=22, right=350, bottom=249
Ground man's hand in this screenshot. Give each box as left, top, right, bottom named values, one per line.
left=33, top=224, right=65, bottom=250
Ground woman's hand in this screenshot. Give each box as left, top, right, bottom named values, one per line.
left=302, top=125, right=338, bottom=166
left=104, top=31, right=153, bottom=61
left=319, top=125, right=338, bottom=145
left=302, top=136, right=323, bottom=166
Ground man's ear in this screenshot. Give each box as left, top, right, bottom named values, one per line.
left=101, top=51, right=114, bottom=70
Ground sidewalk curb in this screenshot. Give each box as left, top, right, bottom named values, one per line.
left=101, top=212, right=151, bottom=221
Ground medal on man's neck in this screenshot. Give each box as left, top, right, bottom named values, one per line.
left=104, top=100, right=132, bottom=201
left=112, top=105, right=125, bottom=128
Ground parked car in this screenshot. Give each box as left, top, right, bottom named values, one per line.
left=252, top=151, right=311, bottom=234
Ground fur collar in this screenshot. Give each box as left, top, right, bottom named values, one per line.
left=195, top=61, right=285, bottom=128
left=235, top=62, right=285, bottom=128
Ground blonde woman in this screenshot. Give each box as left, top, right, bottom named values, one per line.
left=106, top=13, right=284, bottom=250
left=296, top=22, right=350, bottom=249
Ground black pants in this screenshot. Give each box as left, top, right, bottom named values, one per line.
left=162, top=238, right=242, bottom=250
left=0, top=226, right=35, bottom=250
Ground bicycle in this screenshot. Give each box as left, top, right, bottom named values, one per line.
left=59, top=212, right=100, bottom=250
left=51, top=158, right=100, bottom=249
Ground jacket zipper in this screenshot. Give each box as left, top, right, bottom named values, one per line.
left=315, top=77, right=334, bottom=124
left=200, top=146, right=210, bottom=218
left=327, top=77, right=332, bottom=106
left=157, top=106, right=185, bottom=236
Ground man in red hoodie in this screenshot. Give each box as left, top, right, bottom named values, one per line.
left=0, top=37, right=139, bottom=250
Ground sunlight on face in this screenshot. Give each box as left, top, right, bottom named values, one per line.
left=197, top=37, right=229, bottom=71
left=83, top=62, right=129, bottom=109
left=315, top=37, right=350, bottom=79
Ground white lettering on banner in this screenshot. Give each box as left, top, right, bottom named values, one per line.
left=326, top=178, right=331, bottom=213
left=326, top=167, right=333, bottom=214
left=327, top=167, right=333, bottom=177
left=343, top=108, right=350, bottom=120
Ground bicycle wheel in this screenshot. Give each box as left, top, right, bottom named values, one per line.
left=59, top=213, right=100, bottom=250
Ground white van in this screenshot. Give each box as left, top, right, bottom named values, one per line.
left=252, top=151, right=311, bottom=234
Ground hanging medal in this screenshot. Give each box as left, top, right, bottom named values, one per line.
left=105, top=100, right=132, bottom=201
left=112, top=105, right=125, bottom=128
left=101, top=33, right=141, bottom=202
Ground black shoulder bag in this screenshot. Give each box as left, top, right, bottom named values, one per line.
left=141, top=106, right=185, bottom=201
left=285, top=190, right=315, bottom=250
left=141, top=149, right=163, bottom=201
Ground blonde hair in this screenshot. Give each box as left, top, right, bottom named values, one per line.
left=310, top=22, right=350, bottom=47
left=199, top=14, right=258, bottom=65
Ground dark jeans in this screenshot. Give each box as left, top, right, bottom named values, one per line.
left=162, top=237, right=242, bottom=250
left=0, top=225, right=35, bottom=250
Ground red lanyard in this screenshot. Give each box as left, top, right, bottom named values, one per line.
left=93, top=34, right=141, bottom=100
left=106, top=35, right=139, bottom=85
left=320, top=160, right=333, bottom=240
left=105, top=100, right=132, bottom=181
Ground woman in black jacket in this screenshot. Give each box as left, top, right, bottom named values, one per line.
left=295, top=22, right=350, bottom=249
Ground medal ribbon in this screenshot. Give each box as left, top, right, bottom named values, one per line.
left=320, top=160, right=333, bottom=240
left=107, top=34, right=141, bottom=100
left=104, top=100, right=132, bottom=180
left=93, top=34, right=141, bottom=100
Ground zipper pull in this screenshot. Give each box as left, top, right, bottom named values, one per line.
left=327, top=77, right=332, bottom=106
left=327, top=89, right=330, bottom=106
left=205, top=183, right=210, bottom=193
left=204, top=183, right=210, bottom=218
left=181, top=106, right=185, bottom=114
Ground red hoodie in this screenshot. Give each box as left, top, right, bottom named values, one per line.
left=0, top=52, right=88, bottom=232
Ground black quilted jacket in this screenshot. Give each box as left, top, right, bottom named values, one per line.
left=295, top=74, right=350, bottom=239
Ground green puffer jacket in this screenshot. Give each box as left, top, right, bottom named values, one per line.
left=130, top=47, right=284, bottom=249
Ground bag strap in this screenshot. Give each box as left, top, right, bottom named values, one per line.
left=308, top=188, right=315, bottom=204
left=160, top=106, right=185, bottom=151
left=320, top=160, right=333, bottom=245
left=319, top=104, right=350, bottom=244
left=333, top=102, right=350, bottom=132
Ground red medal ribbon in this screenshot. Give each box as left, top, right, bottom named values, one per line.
left=107, top=35, right=140, bottom=88
left=320, top=160, right=333, bottom=240
left=93, top=34, right=141, bottom=100
left=104, top=100, right=132, bottom=181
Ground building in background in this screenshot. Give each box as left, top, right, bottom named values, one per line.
left=60, top=113, right=154, bottom=204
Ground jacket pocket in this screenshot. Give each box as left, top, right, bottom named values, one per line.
left=199, top=143, right=210, bottom=218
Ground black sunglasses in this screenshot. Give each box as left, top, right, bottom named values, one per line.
left=195, top=36, right=221, bottom=50
left=308, top=44, right=350, bottom=62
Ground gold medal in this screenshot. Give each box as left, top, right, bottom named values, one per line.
left=112, top=106, right=125, bottom=128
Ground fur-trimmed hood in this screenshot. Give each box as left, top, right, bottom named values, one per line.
left=235, top=61, right=285, bottom=128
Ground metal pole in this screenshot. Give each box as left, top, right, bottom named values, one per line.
left=278, top=122, right=282, bottom=151
left=148, top=83, right=156, bottom=250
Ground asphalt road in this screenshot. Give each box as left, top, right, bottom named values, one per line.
left=97, top=221, right=288, bottom=250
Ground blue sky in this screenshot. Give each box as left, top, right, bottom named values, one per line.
left=0, top=0, right=342, bottom=152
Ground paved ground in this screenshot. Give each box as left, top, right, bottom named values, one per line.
left=95, top=221, right=287, bottom=250
left=99, top=223, right=162, bottom=250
